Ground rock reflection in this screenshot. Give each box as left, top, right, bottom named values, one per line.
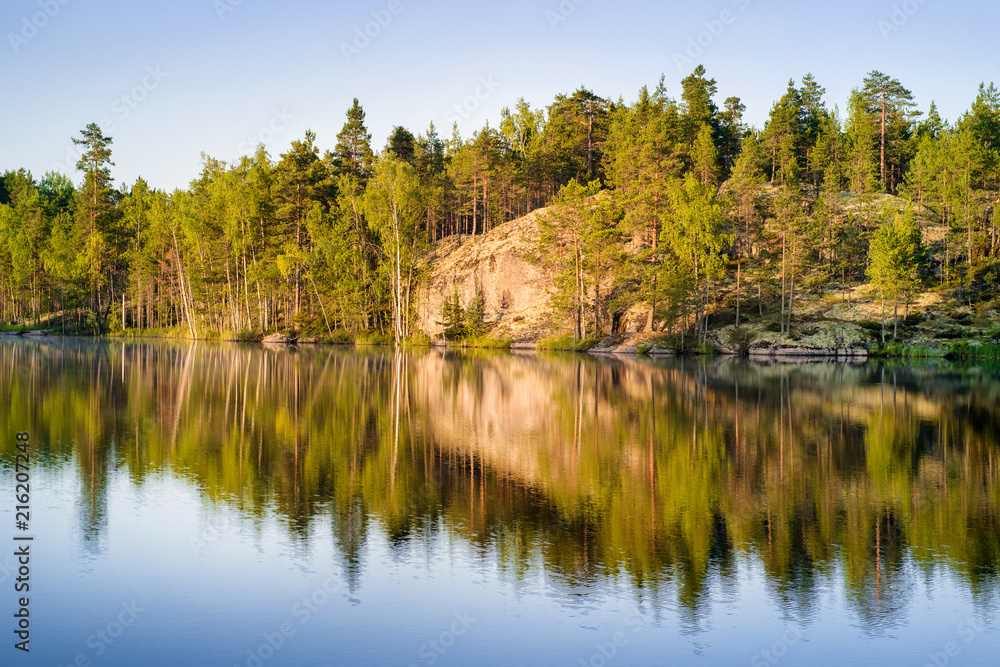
left=1, top=338, right=998, bottom=629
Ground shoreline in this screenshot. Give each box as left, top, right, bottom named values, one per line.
left=5, top=326, right=999, bottom=361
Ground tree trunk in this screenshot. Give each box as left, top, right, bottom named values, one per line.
left=736, top=259, right=741, bottom=327
left=780, top=229, right=787, bottom=335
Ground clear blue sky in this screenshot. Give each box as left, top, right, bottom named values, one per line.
left=2, top=0, right=996, bottom=192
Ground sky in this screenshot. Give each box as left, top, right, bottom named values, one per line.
left=1, top=0, right=997, bottom=192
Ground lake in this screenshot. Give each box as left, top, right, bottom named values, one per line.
left=1, top=338, right=998, bottom=666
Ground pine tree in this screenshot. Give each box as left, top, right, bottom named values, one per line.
left=662, top=174, right=730, bottom=344
left=331, top=99, right=374, bottom=182
left=680, top=65, right=719, bottom=145
left=868, top=209, right=925, bottom=341
left=538, top=179, right=598, bottom=340
left=72, top=123, right=116, bottom=326
left=275, top=130, right=331, bottom=327
left=761, top=80, right=805, bottom=184
left=386, top=126, right=417, bottom=163
left=692, top=123, right=719, bottom=186
left=729, top=132, right=766, bottom=324
left=121, top=177, right=152, bottom=329
left=718, top=96, right=746, bottom=177
left=603, top=84, right=683, bottom=331
left=845, top=90, right=882, bottom=205
left=544, top=88, right=609, bottom=186
left=861, top=71, right=918, bottom=193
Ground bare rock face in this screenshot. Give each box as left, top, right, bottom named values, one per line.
left=415, top=209, right=563, bottom=342
left=261, top=333, right=295, bottom=345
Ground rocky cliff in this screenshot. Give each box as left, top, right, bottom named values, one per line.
left=415, top=208, right=562, bottom=342
left=415, top=203, right=655, bottom=343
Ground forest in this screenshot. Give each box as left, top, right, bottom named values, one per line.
left=1, top=66, right=998, bottom=345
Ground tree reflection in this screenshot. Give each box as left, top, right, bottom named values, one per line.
left=1, top=339, right=999, bottom=627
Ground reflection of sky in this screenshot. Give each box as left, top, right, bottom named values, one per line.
left=2, top=464, right=997, bottom=666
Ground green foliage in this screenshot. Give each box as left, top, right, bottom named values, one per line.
left=722, top=325, right=755, bottom=354
left=867, top=208, right=926, bottom=339
left=405, top=331, right=431, bottom=347
left=538, top=179, right=623, bottom=341
left=365, top=154, right=425, bottom=345
left=6, top=342, right=1000, bottom=618
left=455, top=335, right=511, bottom=350
left=326, top=330, right=355, bottom=346
left=441, top=288, right=466, bottom=340
left=440, top=281, right=488, bottom=342
left=3, top=75, right=1000, bottom=351
left=355, top=331, right=395, bottom=346
left=934, top=327, right=964, bottom=340
left=537, top=335, right=601, bottom=352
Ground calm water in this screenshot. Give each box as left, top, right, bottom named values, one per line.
left=1, top=338, right=999, bottom=666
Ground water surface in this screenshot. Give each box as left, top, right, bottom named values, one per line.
left=1, top=339, right=998, bottom=665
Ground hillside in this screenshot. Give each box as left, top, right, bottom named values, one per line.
left=415, top=188, right=999, bottom=356
left=414, top=208, right=559, bottom=343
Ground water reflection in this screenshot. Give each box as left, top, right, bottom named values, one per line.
left=2, top=338, right=999, bottom=632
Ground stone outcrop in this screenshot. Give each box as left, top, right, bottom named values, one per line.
left=710, top=322, right=873, bottom=358
left=262, top=333, right=295, bottom=345
left=415, top=209, right=562, bottom=343
left=589, top=333, right=676, bottom=356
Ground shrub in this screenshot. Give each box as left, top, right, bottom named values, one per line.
left=457, top=335, right=511, bottom=350
left=538, top=334, right=577, bottom=351
left=934, top=328, right=963, bottom=340
left=326, top=330, right=354, bottom=345
left=723, top=325, right=754, bottom=354
left=355, top=331, right=395, bottom=346
left=858, top=320, right=883, bottom=334
left=406, top=332, right=432, bottom=347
